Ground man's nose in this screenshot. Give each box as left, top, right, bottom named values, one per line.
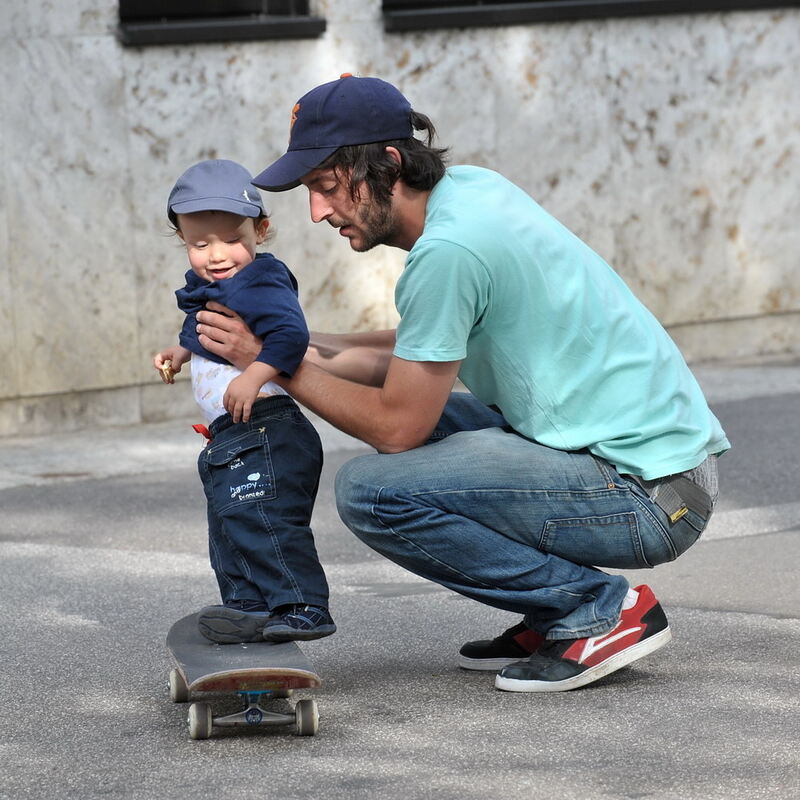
left=309, top=191, right=332, bottom=224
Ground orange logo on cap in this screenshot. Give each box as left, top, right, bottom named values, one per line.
left=289, top=103, right=300, bottom=140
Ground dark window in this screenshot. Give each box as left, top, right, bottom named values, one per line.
left=383, top=0, right=800, bottom=32
left=118, top=0, right=325, bottom=46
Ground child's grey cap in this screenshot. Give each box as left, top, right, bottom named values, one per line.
left=167, top=159, right=267, bottom=224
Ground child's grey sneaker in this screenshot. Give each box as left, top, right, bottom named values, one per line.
left=262, top=605, right=336, bottom=642
left=197, top=602, right=270, bottom=644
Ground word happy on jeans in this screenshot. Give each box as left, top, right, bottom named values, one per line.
left=229, top=473, right=268, bottom=501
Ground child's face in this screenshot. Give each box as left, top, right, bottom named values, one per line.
left=177, top=211, right=270, bottom=282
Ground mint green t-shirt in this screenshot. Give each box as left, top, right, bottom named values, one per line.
left=394, top=166, right=730, bottom=479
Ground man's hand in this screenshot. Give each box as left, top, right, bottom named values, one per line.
left=196, top=302, right=262, bottom=371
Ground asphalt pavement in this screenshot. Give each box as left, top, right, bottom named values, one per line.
left=1, top=357, right=798, bottom=800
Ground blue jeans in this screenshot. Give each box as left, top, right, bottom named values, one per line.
left=198, top=395, right=329, bottom=610
left=335, top=393, right=710, bottom=640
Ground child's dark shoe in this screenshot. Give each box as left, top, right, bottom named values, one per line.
left=197, top=601, right=270, bottom=644
left=262, top=605, right=336, bottom=642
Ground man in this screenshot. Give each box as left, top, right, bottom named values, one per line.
left=195, top=75, right=729, bottom=692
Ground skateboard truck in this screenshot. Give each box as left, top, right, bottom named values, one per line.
left=184, top=688, right=319, bottom=739
left=170, top=669, right=320, bottom=739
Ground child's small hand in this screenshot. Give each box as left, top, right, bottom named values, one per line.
left=224, top=373, right=262, bottom=423
left=154, top=346, right=190, bottom=384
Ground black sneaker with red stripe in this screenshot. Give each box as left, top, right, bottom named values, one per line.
left=495, top=585, right=671, bottom=692
left=458, top=621, right=545, bottom=671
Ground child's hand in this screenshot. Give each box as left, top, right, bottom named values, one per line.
left=154, top=346, right=190, bottom=384
left=223, top=373, right=263, bottom=423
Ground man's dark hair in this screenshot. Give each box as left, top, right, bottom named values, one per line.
left=320, top=111, right=449, bottom=204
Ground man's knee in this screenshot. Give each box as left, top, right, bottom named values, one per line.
left=334, top=453, right=382, bottom=532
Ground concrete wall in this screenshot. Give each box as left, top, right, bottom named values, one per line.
left=1, top=1, right=798, bottom=435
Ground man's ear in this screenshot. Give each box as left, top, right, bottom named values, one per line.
left=385, top=146, right=402, bottom=167
left=384, top=146, right=403, bottom=195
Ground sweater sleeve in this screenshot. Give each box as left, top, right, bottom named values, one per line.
left=212, top=256, right=309, bottom=376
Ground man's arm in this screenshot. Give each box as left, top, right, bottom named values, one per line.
left=275, top=355, right=462, bottom=453
left=196, top=302, right=395, bottom=386
left=306, top=330, right=395, bottom=387
left=194, top=302, right=459, bottom=451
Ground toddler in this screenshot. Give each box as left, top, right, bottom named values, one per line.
left=154, top=159, right=335, bottom=645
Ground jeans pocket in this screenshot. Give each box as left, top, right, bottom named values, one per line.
left=539, top=511, right=651, bottom=569
left=203, top=429, right=277, bottom=513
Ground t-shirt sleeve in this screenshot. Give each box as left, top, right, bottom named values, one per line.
left=394, top=239, right=490, bottom=362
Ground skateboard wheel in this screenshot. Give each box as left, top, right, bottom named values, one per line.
left=294, top=698, right=318, bottom=736
left=169, top=669, right=189, bottom=703
left=274, top=689, right=293, bottom=699
left=188, top=702, right=213, bottom=740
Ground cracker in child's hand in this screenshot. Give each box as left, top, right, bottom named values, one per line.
left=160, top=360, right=175, bottom=383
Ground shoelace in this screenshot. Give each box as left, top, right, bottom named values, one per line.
left=284, top=605, right=328, bottom=628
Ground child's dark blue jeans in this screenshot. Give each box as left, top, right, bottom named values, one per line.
left=198, top=395, right=330, bottom=611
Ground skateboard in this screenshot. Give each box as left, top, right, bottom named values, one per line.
left=166, top=612, right=322, bottom=740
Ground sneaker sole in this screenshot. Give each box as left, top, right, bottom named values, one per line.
left=458, top=655, right=525, bottom=672
left=495, top=626, right=672, bottom=693
left=197, top=608, right=269, bottom=644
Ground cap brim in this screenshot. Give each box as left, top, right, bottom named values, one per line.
left=252, top=146, right=340, bottom=192
left=170, top=198, right=263, bottom=218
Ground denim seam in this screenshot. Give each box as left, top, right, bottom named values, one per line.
left=256, top=499, right=304, bottom=603
left=545, top=619, right=620, bottom=641
left=219, top=517, right=254, bottom=584
left=207, top=532, right=238, bottom=597
left=201, top=455, right=256, bottom=588
left=408, top=487, right=626, bottom=500
left=370, top=487, right=496, bottom=590
left=588, top=455, right=616, bottom=486
left=628, top=489, right=678, bottom=563
left=541, top=589, right=626, bottom=640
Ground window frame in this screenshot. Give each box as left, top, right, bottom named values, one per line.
left=118, top=0, right=325, bottom=47
left=382, top=0, right=800, bottom=32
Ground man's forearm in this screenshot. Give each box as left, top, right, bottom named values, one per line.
left=307, top=329, right=395, bottom=387
left=310, top=329, right=396, bottom=353
left=195, top=302, right=396, bottom=384
left=276, top=354, right=459, bottom=454
left=276, top=361, right=390, bottom=448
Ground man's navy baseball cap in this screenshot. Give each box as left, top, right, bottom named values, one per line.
left=167, top=159, right=266, bottom=225
left=252, top=74, right=413, bottom=192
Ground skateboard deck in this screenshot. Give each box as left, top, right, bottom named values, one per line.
left=166, top=612, right=321, bottom=739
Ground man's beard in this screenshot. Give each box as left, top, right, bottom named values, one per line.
left=351, top=196, right=397, bottom=252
